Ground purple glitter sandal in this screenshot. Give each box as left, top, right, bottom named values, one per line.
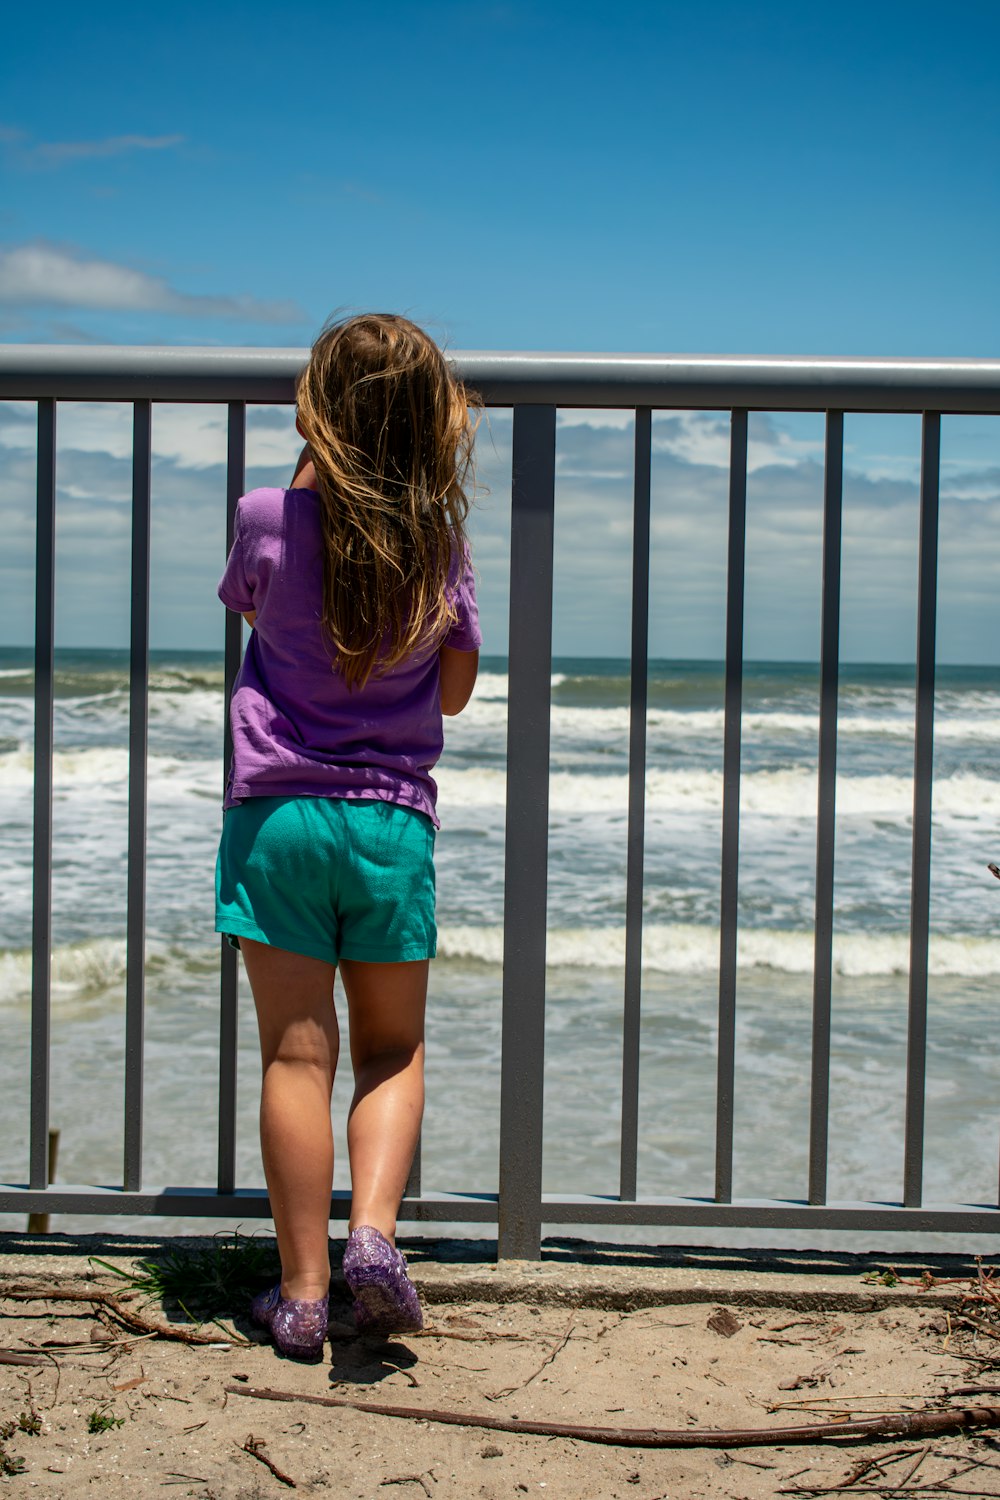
left=250, top=1282, right=329, bottom=1361
left=343, top=1226, right=423, bottom=1335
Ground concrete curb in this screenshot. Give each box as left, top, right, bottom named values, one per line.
left=0, top=1232, right=990, bottom=1316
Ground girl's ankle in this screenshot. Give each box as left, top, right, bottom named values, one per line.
left=280, top=1274, right=330, bottom=1302
left=348, top=1219, right=396, bottom=1247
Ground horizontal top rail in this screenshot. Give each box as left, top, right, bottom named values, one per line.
left=2, top=345, right=1000, bottom=412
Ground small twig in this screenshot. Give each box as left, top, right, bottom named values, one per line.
left=411, top=1327, right=533, bottom=1344
left=240, top=1433, right=297, bottom=1488
left=955, top=1314, right=1000, bottom=1342
left=24, top=1332, right=159, bottom=1354
left=227, top=1387, right=1000, bottom=1449
left=884, top=1443, right=930, bottom=1493
left=3, top=1284, right=234, bottom=1346
left=486, top=1316, right=575, bottom=1401
left=381, top=1474, right=435, bottom=1497
left=1, top=1345, right=61, bottom=1405
left=941, top=1454, right=1000, bottom=1476
left=786, top=1489, right=1000, bottom=1498
left=384, top=1361, right=419, bottom=1388
left=834, top=1452, right=896, bottom=1488
left=769, top=1393, right=930, bottom=1411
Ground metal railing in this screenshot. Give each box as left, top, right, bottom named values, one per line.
left=2, top=347, right=1000, bottom=1258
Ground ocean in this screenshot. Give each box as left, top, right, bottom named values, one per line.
left=1, top=648, right=999, bottom=1249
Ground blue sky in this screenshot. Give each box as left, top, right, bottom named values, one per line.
left=1, top=1, right=998, bottom=657
left=3, top=0, right=998, bottom=354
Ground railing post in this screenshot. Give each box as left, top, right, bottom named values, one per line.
left=497, top=404, right=556, bottom=1260
left=715, top=409, right=748, bottom=1205
left=904, top=412, right=940, bottom=1208
left=123, top=400, right=152, bottom=1192
left=217, top=401, right=245, bottom=1196
left=619, top=407, right=652, bottom=1202
left=29, top=399, right=56, bottom=1191
left=809, top=411, right=844, bottom=1205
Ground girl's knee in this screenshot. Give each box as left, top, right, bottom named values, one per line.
left=351, top=1039, right=423, bottom=1080
left=263, top=1024, right=340, bottom=1077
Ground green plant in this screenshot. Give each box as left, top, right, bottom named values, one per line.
left=90, top=1229, right=279, bottom=1319
left=0, top=1446, right=25, bottom=1476
left=0, top=1407, right=39, bottom=1475
left=87, top=1408, right=124, bottom=1434
left=861, top=1268, right=899, bottom=1287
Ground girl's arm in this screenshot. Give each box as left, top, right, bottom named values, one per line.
left=439, top=646, right=478, bottom=716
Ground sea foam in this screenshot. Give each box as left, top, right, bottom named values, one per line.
left=436, top=765, right=1000, bottom=820
left=437, top=922, right=1000, bottom=978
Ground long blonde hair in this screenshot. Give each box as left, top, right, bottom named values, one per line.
left=295, top=313, right=479, bottom=688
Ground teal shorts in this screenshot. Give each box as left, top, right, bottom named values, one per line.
left=215, top=795, right=436, bottom=965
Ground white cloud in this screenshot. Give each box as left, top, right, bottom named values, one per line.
left=554, top=410, right=826, bottom=475
left=557, top=408, right=633, bottom=431
left=0, top=401, right=298, bottom=471
left=0, top=125, right=184, bottom=167
left=34, top=133, right=184, bottom=165
left=0, top=243, right=305, bottom=323
left=0, top=395, right=997, bottom=661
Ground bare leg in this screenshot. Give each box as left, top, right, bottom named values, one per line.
left=340, top=958, right=428, bottom=1244
left=240, top=939, right=339, bottom=1301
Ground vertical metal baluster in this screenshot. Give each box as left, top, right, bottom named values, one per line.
left=123, top=401, right=152, bottom=1192
left=904, top=412, right=940, bottom=1208
left=30, top=400, right=56, bottom=1190
left=715, top=409, right=748, bottom=1205
left=809, top=411, right=844, bottom=1205
left=619, top=408, right=652, bottom=1202
left=497, top=404, right=556, bottom=1260
left=217, top=401, right=245, bottom=1196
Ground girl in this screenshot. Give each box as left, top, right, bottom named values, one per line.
left=215, top=314, right=481, bottom=1359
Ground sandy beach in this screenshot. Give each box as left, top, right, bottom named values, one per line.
left=3, top=1234, right=1000, bottom=1497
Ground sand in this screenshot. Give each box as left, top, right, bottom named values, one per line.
left=2, top=1235, right=1000, bottom=1498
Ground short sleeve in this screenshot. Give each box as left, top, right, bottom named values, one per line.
left=444, top=548, right=482, bottom=651
left=218, top=504, right=255, bottom=613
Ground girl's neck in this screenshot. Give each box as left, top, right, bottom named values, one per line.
left=290, top=458, right=318, bottom=490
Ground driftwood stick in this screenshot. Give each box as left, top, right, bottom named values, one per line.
left=240, top=1434, right=297, bottom=1488
left=0, top=1350, right=47, bottom=1366
left=226, top=1387, right=1000, bottom=1450
left=1, top=1285, right=234, bottom=1346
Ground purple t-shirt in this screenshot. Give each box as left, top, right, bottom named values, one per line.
left=218, top=487, right=481, bottom=827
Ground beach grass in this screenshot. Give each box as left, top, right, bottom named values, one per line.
left=89, top=1229, right=279, bottom=1319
